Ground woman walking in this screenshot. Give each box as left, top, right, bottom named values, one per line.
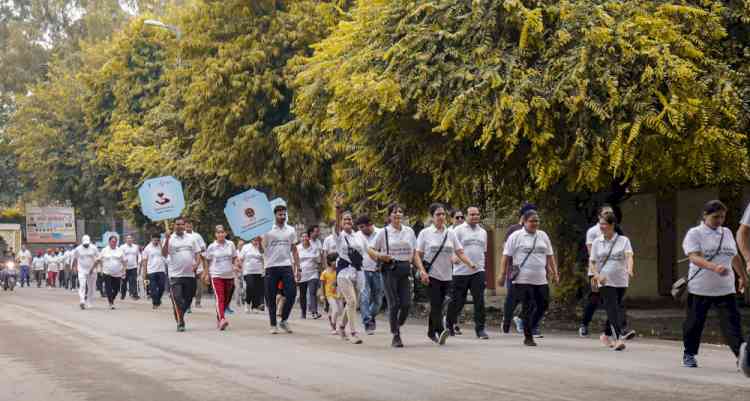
left=681, top=200, right=747, bottom=368
left=331, top=196, right=368, bottom=343
left=204, top=225, right=239, bottom=331
left=142, top=233, right=167, bottom=309
left=368, top=203, right=424, bottom=348
left=297, top=231, right=322, bottom=319
left=239, top=237, right=265, bottom=314
left=500, top=210, right=559, bottom=346
left=417, top=203, right=477, bottom=346
left=101, top=235, right=126, bottom=310
left=590, top=213, right=635, bottom=351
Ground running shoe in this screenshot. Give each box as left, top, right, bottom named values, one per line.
left=109, top=303, right=115, bottom=310
left=392, top=334, right=404, bottom=348
left=513, top=316, right=524, bottom=334
left=600, top=334, right=613, bottom=348
left=476, top=329, right=489, bottom=340
left=454, top=325, right=463, bottom=336
left=683, top=353, right=698, bottom=368
left=177, top=324, right=186, bottom=333
left=428, top=333, right=439, bottom=344
left=533, top=327, right=544, bottom=338
left=351, top=333, right=363, bottom=344
left=578, top=325, right=589, bottom=337
left=219, top=319, right=229, bottom=331
left=312, top=313, right=322, bottom=320
left=613, top=340, right=626, bottom=351
left=186, top=307, right=192, bottom=314
left=244, top=305, right=251, bottom=314
left=270, top=325, right=279, bottom=335
left=523, top=336, right=537, bottom=347
left=502, top=321, right=511, bottom=334
left=279, top=320, right=293, bottom=334
left=622, top=329, right=637, bottom=341
left=79, top=302, right=85, bottom=310
left=225, top=306, right=235, bottom=315
left=739, top=343, right=749, bottom=378
left=85, top=303, right=92, bottom=309
left=438, top=329, right=449, bottom=345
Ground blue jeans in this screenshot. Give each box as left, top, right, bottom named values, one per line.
left=20, top=266, right=30, bottom=287
left=360, top=270, right=384, bottom=327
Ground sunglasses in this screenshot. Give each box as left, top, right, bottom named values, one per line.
left=455, top=216, right=465, bottom=220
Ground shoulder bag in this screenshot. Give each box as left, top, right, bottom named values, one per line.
left=591, top=235, right=619, bottom=293
left=421, top=233, right=448, bottom=273
left=509, top=234, right=537, bottom=282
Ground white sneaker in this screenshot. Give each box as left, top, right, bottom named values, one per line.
left=85, top=303, right=92, bottom=309
left=270, top=326, right=279, bottom=335
left=244, top=305, right=251, bottom=314
left=279, top=320, right=293, bottom=334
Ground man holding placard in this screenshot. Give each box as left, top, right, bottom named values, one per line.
left=261, top=204, right=300, bottom=334
left=162, top=217, right=200, bottom=332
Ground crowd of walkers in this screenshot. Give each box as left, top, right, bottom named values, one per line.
left=3, top=198, right=750, bottom=377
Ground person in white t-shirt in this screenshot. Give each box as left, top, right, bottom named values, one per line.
left=500, top=209, right=559, bottom=347
left=31, top=251, right=46, bottom=288
left=163, top=217, right=201, bottom=332
left=119, top=235, right=141, bottom=300
left=17, top=244, right=32, bottom=288
left=239, top=237, right=265, bottom=313
left=141, top=233, right=167, bottom=309
left=681, top=200, right=747, bottom=369
left=367, top=203, right=422, bottom=348
left=447, top=206, right=489, bottom=339
left=735, top=202, right=750, bottom=377
left=416, top=203, right=475, bottom=346
left=260, top=204, right=300, bottom=334
left=204, top=225, right=239, bottom=330
left=590, top=213, right=634, bottom=351
left=297, top=229, right=323, bottom=320
left=355, top=215, right=383, bottom=335
left=71, top=235, right=101, bottom=309
left=44, top=248, right=60, bottom=288
left=101, top=235, right=126, bottom=309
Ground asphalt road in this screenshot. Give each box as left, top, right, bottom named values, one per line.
left=0, top=287, right=747, bottom=401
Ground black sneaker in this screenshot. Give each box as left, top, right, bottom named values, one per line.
left=476, top=329, right=489, bottom=340
left=448, top=327, right=456, bottom=337
left=438, top=329, right=449, bottom=345
left=454, top=326, right=463, bottom=336
left=502, top=321, right=511, bottom=334
left=622, top=329, right=637, bottom=341
left=578, top=325, right=589, bottom=337
left=524, top=336, right=537, bottom=347
left=392, top=334, right=404, bottom=348
left=428, top=333, right=439, bottom=344
left=683, top=353, right=698, bottom=368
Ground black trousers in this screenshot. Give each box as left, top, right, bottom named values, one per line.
left=513, top=283, right=549, bottom=338
left=298, top=280, right=310, bottom=318
left=600, top=286, right=626, bottom=339
left=121, top=268, right=138, bottom=298
left=447, top=271, right=486, bottom=333
left=148, top=272, right=166, bottom=306
left=96, top=273, right=106, bottom=296
left=34, top=270, right=44, bottom=287
left=169, top=277, right=197, bottom=326
left=58, top=270, right=66, bottom=288
left=428, top=277, right=451, bottom=337
left=582, top=278, right=629, bottom=329
left=264, top=266, right=296, bottom=327
left=244, top=274, right=264, bottom=309
left=683, top=293, right=744, bottom=357
left=103, top=275, right=121, bottom=304
left=382, top=262, right=412, bottom=335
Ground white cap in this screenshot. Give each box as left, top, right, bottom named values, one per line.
left=81, top=235, right=91, bottom=245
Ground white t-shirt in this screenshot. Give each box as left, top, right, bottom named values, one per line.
left=44, top=254, right=60, bottom=272
left=503, top=229, right=554, bottom=285
left=206, top=241, right=237, bottom=279
left=417, top=225, right=462, bottom=282
left=323, top=234, right=337, bottom=254
left=297, top=243, right=320, bottom=282
left=453, top=223, right=487, bottom=276
left=187, top=231, right=207, bottom=273
left=72, top=245, right=100, bottom=274
left=335, top=229, right=369, bottom=267
left=32, top=257, right=46, bottom=271
left=586, top=224, right=602, bottom=247
left=262, top=224, right=297, bottom=268
left=142, top=243, right=166, bottom=274
left=100, top=246, right=126, bottom=277
left=682, top=224, right=737, bottom=297
left=18, top=249, right=32, bottom=266
left=239, top=243, right=264, bottom=275
left=167, top=232, right=199, bottom=278
left=119, top=243, right=141, bottom=270
left=590, top=235, right=633, bottom=288
left=372, top=225, right=417, bottom=262
left=357, top=227, right=381, bottom=272
left=741, top=204, right=750, bottom=226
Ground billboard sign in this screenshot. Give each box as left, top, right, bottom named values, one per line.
left=25, top=206, right=77, bottom=243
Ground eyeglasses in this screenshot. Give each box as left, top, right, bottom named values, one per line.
left=455, top=216, right=465, bottom=220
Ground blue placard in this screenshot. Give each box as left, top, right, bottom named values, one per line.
left=138, top=176, right=186, bottom=222
left=223, top=189, right=274, bottom=241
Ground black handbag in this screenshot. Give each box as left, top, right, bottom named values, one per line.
left=509, top=234, right=537, bottom=282
left=380, top=228, right=395, bottom=271
left=671, top=230, right=724, bottom=301
left=421, top=233, right=448, bottom=273
left=344, top=236, right=363, bottom=270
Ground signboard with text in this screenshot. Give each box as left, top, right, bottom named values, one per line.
left=25, top=206, right=77, bottom=243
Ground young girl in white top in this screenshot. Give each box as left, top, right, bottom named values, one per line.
left=204, top=225, right=239, bottom=330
